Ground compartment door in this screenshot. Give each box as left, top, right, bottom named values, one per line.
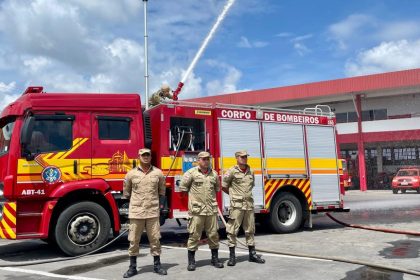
left=306, top=126, right=340, bottom=204
left=219, top=120, right=264, bottom=209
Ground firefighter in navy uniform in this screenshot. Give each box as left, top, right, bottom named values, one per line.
left=222, top=150, right=265, bottom=266
left=122, top=148, right=167, bottom=278
left=179, top=151, right=224, bottom=271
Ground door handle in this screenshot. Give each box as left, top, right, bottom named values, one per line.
left=73, top=160, right=78, bottom=174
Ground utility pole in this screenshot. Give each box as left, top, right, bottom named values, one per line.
left=143, top=0, right=149, bottom=110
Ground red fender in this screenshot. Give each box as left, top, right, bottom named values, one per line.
left=43, top=179, right=121, bottom=234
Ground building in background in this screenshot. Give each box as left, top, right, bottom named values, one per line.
left=189, top=68, right=420, bottom=191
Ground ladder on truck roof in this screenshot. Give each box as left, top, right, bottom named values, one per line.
left=159, top=100, right=335, bottom=118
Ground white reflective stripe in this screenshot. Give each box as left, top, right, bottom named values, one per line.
left=0, top=267, right=105, bottom=280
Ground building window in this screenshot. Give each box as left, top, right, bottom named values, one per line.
left=373, top=109, right=387, bottom=120
left=336, top=113, right=347, bottom=123
left=383, top=148, right=392, bottom=161
left=347, top=112, right=358, bottom=122
left=336, top=109, right=387, bottom=123
left=394, top=148, right=417, bottom=160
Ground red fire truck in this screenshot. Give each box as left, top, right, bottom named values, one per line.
left=0, top=86, right=347, bottom=256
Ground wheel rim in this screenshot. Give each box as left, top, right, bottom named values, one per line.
left=67, top=212, right=101, bottom=246
left=277, top=200, right=297, bottom=226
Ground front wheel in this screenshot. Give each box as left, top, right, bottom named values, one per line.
left=401, top=189, right=407, bottom=194
left=269, top=193, right=303, bottom=233
left=392, top=189, right=398, bottom=194
left=54, top=201, right=111, bottom=256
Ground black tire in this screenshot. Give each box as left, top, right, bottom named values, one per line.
left=54, top=201, right=111, bottom=256
left=416, top=189, right=420, bottom=194
left=401, top=189, right=407, bottom=194
left=392, top=189, right=398, bottom=194
left=269, top=193, right=303, bottom=233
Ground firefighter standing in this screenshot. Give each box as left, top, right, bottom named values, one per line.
left=149, top=84, right=173, bottom=107
left=179, top=151, right=224, bottom=271
left=222, top=150, right=265, bottom=266
left=122, top=148, right=167, bottom=278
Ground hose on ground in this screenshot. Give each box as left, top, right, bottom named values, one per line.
left=216, top=207, right=420, bottom=277
left=326, top=213, right=420, bottom=236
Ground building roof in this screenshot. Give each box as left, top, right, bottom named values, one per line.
left=187, top=68, right=420, bottom=106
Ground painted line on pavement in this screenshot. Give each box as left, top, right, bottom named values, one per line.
left=0, top=267, right=105, bottom=280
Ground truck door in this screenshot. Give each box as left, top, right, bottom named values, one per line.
left=18, top=113, right=90, bottom=196
left=305, top=126, right=340, bottom=204
left=219, top=120, right=264, bottom=210
left=91, top=113, right=140, bottom=191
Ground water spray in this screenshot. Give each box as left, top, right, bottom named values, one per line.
left=173, top=0, right=236, bottom=100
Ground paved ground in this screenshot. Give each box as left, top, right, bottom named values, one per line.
left=1, top=190, right=420, bottom=279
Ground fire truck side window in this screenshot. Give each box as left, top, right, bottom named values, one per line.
left=170, top=117, right=205, bottom=151
left=98, top=116, right=131, bottom=140
left=0, top=117, right=15, bottom=155
left=27, top=116, right=73, bottom=154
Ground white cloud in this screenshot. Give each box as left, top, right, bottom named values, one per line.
left=0, top=0, right=246, bottom=109
left=345, top=39, right=420, bottom=76
left=237, top=36, right=268, bottom=48
left=294, top=43, right=311, bottom=56
left=205, top=60, right=243, bottom=95
left=328, top=14, right=375, bottom=51
left=0, top=82, right=19, bottom=111
left=291, top=34, right=313, bottom=42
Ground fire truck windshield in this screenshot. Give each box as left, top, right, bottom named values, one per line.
left=0, top=118, right=15, bottom=156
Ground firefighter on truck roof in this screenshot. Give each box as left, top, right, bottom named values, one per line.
left=179, top=151, right=224, bottom=271
left=222, top=150, right=265, bottom=266
left=149, top=84, right=173, bottom=107
left=122, top=148, right=167, bottom=278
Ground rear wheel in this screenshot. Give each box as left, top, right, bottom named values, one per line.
left=269, top=193, right=303, bottom=233
left=54, top=201, right=111, bottom=256
left=392, top=189, right=398, bottom=194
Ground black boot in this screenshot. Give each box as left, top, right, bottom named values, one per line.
left=210, top=249, right=224, bottom=268
left=123, top=256, right=138, bottom=278
left=187, top=250, right=196, bottom=271
left=227, top=247, right=236, bottom=266
left=153, top=256, right=167, bottom=275
left=248, top=246, right=265, bottom=264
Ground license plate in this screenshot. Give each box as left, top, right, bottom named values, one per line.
left=401, top=181, right=409, bottom=186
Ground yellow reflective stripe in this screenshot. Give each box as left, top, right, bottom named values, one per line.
left=221, top=157, right=262, bottom=169
left=265, top=158, right=306, bottom=169
left=0, top=227, right=6, bottom=239
left=8, top=202, right=16, bottom=212
left=310, top=158, right=337, bottom=169
left=3, top=207, right=16, bottom=225
left=1, top=219, right=15, bottom=239
left=161, top=157, right=183, bottom=170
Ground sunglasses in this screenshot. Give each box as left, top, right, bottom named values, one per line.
left=239, top=155, right=248, bottom=159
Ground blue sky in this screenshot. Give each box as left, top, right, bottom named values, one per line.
left=0, top=0, right=420, bottom=109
